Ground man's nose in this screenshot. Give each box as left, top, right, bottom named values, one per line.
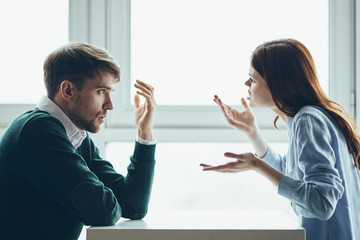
left=104, top=95, right=114, bottom=110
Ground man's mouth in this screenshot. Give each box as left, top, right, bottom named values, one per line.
left=99, top=116, right=106, bottom=123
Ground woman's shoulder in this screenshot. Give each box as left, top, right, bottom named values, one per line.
left=295, top=105, right=330, bottom=120
left=293, top=105, right=335, bottom=129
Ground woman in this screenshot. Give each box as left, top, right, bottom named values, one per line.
left=200, top=39, right=360, bottom=240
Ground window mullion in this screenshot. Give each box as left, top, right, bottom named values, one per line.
left=329, top=0, right=355, bottom=117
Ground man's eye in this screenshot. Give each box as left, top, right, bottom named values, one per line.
left=98, top=89, right=106, bottom=94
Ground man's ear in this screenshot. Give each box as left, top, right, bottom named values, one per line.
left=59, top=80, right=74, bottom=102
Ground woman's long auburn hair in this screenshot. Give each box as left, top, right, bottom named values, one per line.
left=251, top=39, right=360, bottom=170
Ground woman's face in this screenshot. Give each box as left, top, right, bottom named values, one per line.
left=245, top=66, right=275, bottom=108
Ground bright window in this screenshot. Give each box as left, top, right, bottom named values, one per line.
left=105, top=0, right=329, bottom=215
left=106, top=142, right=295, bottom=218
left=131, top=0, right=329, bottom=106
left=0, top=0, right=69, bottom=104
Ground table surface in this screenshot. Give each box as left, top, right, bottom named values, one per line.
left=87, top=210, right=305, bottom=240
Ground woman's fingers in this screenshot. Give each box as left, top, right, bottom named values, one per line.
left=224, top=152, right=243, bottom=159
left=241, top=97, right=249, bottom=109
left=199, top=163, right=212, bottom=168
left=200, top=162, right=233, bottom=171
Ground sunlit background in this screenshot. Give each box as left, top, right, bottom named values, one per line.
left=0, top=1, right=330, bottom=239
left=0, top=0, right=329, bottom=218
left=131, top=0, right=328, bottom=105
left=0, top=0, right=68, bottom=103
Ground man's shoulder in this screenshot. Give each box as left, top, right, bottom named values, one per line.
left=5, top=108, right=65, bottom=137
left=15, top=108, right=59, bottom=126
left=0, top=109, right=65, bottom=153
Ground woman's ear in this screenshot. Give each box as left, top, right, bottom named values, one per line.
left=59, top=80, right=74, bottom=102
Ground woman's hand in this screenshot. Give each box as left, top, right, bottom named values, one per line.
left=214, top=95, right=269, bottom=157
left=214, top=95, right=256, bottom=136
left=200, top=152, right=283, bottom=186
left=200, top=152, right=258, bottom=173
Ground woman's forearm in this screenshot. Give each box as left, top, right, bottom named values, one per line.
left=253, top=157, right=284, bottom=186
left=247, top=125, right=269, bottom=158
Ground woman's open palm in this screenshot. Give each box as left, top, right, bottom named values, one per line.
left=214, top=95, right=256, bottom=134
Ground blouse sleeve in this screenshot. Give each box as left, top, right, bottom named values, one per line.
left=278, top=114, right=344, bottom=220
left=261, top=147, right=286, bottom=173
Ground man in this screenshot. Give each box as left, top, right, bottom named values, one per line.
left=0, top=43, right=156, bottom=240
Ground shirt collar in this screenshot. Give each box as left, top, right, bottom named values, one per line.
left=36, top=95, right=86, bottom=149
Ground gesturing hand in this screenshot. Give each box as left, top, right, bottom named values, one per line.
left=134, top=80, right=156, bottom=141
left=214, top=95, right=256, bottom=135
left=200, top=152, right=259, bottom=173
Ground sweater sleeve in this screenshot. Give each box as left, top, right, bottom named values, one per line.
left=89, top=140, right=156, bottom=220
left=17, top=115, right=121, bottom=226
left=278, top=115, right=344, bottom=220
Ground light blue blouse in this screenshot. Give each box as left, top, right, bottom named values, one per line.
left=262, top=106, right=360, bottom=240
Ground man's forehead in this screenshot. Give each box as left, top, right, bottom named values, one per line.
left=85, top=72, right=116, bottom=89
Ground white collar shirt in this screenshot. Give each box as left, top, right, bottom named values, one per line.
left=36, top=95, right=86, bottom=149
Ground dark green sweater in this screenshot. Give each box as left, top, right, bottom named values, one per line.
left=0, top=109, right=156, bottom=240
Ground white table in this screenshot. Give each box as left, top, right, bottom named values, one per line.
left=87, top=210, right=305, bottom=240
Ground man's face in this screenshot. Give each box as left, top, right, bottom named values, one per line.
left=68, top=70, right=115, bottom=133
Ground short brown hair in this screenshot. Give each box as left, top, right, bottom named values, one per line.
left=43, top=43, right=121, bottom=100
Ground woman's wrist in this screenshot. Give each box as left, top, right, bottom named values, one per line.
left=254, top=159, right=283, bottom=186
left=245, top=123, right=259, bottom=138
left=245, top=125, right=269, bottom=157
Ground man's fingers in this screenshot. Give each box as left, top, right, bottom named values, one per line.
left=135, top=83, right=153, bottom=97
left=136, top=79, right=154, bottom=90
left=136, top=80, right=154, bottom=93
left=134, top=94, right=140, bottom=108
left=134, top=80, right=156, bottom=109
left=136, top=91, right=153, bottom=105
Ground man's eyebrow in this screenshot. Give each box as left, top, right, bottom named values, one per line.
left=96, top=85, right=115, bottom=91
left=248, top=73, right=252, bottom=77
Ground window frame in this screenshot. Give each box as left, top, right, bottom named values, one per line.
left=104, top=0, right=357, bottom=143
left=356, top=0, right=360, bottom=128
left=0, top=0, right=357, bottom=150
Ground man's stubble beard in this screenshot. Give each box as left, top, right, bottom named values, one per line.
left=68, top=98, right=101, bottom=133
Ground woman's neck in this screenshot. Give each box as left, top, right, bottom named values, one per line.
left=271, top=106, right=288, bottom=122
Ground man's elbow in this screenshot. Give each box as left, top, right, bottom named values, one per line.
left=128, top=211, right=148, bottom=220
left=88, top=208, right=122, bottom=226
